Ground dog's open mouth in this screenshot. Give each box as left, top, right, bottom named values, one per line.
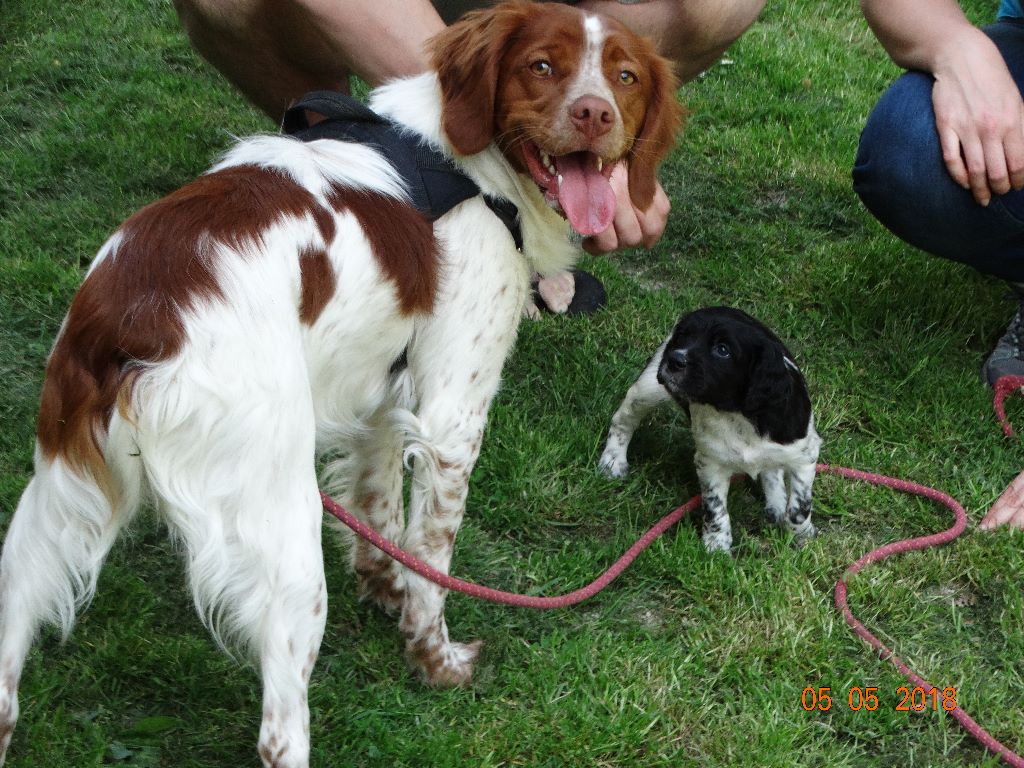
left=520, top=141, right=616, bottom=235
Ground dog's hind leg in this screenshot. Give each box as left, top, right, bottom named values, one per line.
left=137, top=337, right=326, bottom=767
left=323, top=405, right=408, bottom=615
left=0, top=419, right=144, bottom=764
left=251, top=485, right=326, bottom=768
left=598, top=341, right=671, bottom=478
left=154, top=435, right=326, bottom=768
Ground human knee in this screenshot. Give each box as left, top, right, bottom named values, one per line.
left=854, top=72, right=938, bottom=202
left=852, top=71, right=970, bottom=252
left=679, top=0, right=764, bottom=79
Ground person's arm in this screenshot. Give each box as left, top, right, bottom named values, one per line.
left=861, top=0, right=1024, bottom=206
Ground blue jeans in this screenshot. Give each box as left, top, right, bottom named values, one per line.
left=853, top=20, right=1024, bottom=282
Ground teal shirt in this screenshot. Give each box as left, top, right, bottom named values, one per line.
left=1000, top=0, right=1023, bottom=19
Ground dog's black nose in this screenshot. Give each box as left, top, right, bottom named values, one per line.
left=664, top=348, right=689, bottom=371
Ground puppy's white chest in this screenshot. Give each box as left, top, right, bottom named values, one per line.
left=688, top=403, right=818, bottom=477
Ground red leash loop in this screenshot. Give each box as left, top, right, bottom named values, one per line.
left=822, top=464, right=1024, bottom=768
left=993, top=374, right=1024, bottom=437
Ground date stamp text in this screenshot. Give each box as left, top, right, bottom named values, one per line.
left=801, top=686, right=958, bottom=712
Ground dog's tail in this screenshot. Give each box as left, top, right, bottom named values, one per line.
left=0, top=419, right=145, bottom=759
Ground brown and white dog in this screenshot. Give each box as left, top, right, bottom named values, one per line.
left=0, top=2, right=681, bottom=765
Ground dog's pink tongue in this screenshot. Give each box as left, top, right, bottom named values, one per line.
left=556, top=153, right=614, bottom=235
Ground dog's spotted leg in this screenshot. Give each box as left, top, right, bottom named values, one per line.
left=785, top=463, right=817, bottom=544
left=599, top=341, right=671, bottom=478
left=252, top=491, right=326, bottom=768
left=328, top=408, right=408, bottom=615
left=760, top=468, right=787, bottom=527
left=400, top=440, right=484, bottom=686
left=696, top=458, right=733, bottom=554
left=394, top=201, right=528, bottom=685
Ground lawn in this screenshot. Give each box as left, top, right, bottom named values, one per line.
left=1, top=0, right=1022, bottom=766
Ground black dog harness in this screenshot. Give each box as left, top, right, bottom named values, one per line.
left=282, top=91, right=523, bottom=250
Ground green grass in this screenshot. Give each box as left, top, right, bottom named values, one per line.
left=2, top=0, right=1022, bottom=766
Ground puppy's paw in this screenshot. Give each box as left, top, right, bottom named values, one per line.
left=791, top=519, right=817, bottom=546
left=764, top=505, right=785, bottom=526
left=702, top=528, right=733, bottom=555
left=784, top=504, right=816, bottom=545
left=597, top=447, right=628, bottom=479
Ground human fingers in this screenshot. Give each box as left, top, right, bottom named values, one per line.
left=638, top=182, right=670, bottom=249
left=957, top=128, right=993, bottom=206
left=1004, top=114, right=1024, bottom=191
left=980, top=470, right=1024, bottom=529
left=583, top=163, right=641, bottom=254
left=982, top=134, right=1012, bottom=197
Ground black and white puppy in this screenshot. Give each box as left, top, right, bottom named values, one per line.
left=598, top=307, right=821, bottom=553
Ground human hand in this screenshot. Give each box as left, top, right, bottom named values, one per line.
left=931, top=27, right=1024, bottom=207
left=980, top=468, right=1024, bottom=530
left=582, top=161, right=670, bottom=254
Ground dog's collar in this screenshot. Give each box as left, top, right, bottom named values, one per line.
left=282, top=91, right=523, bottom=251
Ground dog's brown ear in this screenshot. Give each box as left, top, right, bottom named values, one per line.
left=626, top=51, right=685, bottom=211
left=430, top=1, right=534, bottom=156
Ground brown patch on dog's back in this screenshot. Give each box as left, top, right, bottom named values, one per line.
left=298, top=246, right=336, bottom=325
left=36, top=164, right=334, bottom=495
left=327, top=187, right=439, bottom=316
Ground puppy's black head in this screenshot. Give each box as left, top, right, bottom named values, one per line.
left=656, top=306, right=812, bottom=444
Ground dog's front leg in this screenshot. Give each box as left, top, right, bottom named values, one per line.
left=598, top=341, right=671, bottom=478
left=695, top=456, right=733, bottom=554
left=398, top=356, right=505, bottom=685
left=398, top=218, right=527, bottom=685
left=760, top=468, right=787, bottom=526
left=400, top=427, right=485, bottom=686
left=784, top=462, right=817, bottom=543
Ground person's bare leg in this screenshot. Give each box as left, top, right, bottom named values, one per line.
left=172, top=0, right=446, bottom=120
left=578, top=0, right=768, bottom=84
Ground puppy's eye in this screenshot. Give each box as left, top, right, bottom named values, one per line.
left=619, top=70, right=637, bottom=86
left=530, top=60, right=553, bottom=77
left=712, top=343, right=732, bottom=359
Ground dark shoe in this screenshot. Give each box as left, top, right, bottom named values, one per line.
left=983, top=288, right=1024, bottom=386
left=531, top=269, right=607, bottom=315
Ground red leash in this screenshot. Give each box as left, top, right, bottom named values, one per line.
left=994, top=374, right=1024, bottom=437
left=826, top=464, right=1024, bottom=768
left=321, top=491, right=700, bottom=608
left=321, top=442, right=1024, bottom=765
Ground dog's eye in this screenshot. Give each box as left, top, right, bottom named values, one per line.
left=619, top=70, right=637, bottom=86
left=530, top=60, right=553, bottom=77
left=712, top=343, right=732, bottom=359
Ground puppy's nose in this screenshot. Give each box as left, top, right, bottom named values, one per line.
left=664, top=348, right=689, bottom=371
left=569, top=95, right=614, bottom=139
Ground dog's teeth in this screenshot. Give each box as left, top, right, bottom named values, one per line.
left=541, top=152, right=555, bottom=175
left=556, top=173, right=563, bottom=186
left=596, top=157, right=603, bottom=172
